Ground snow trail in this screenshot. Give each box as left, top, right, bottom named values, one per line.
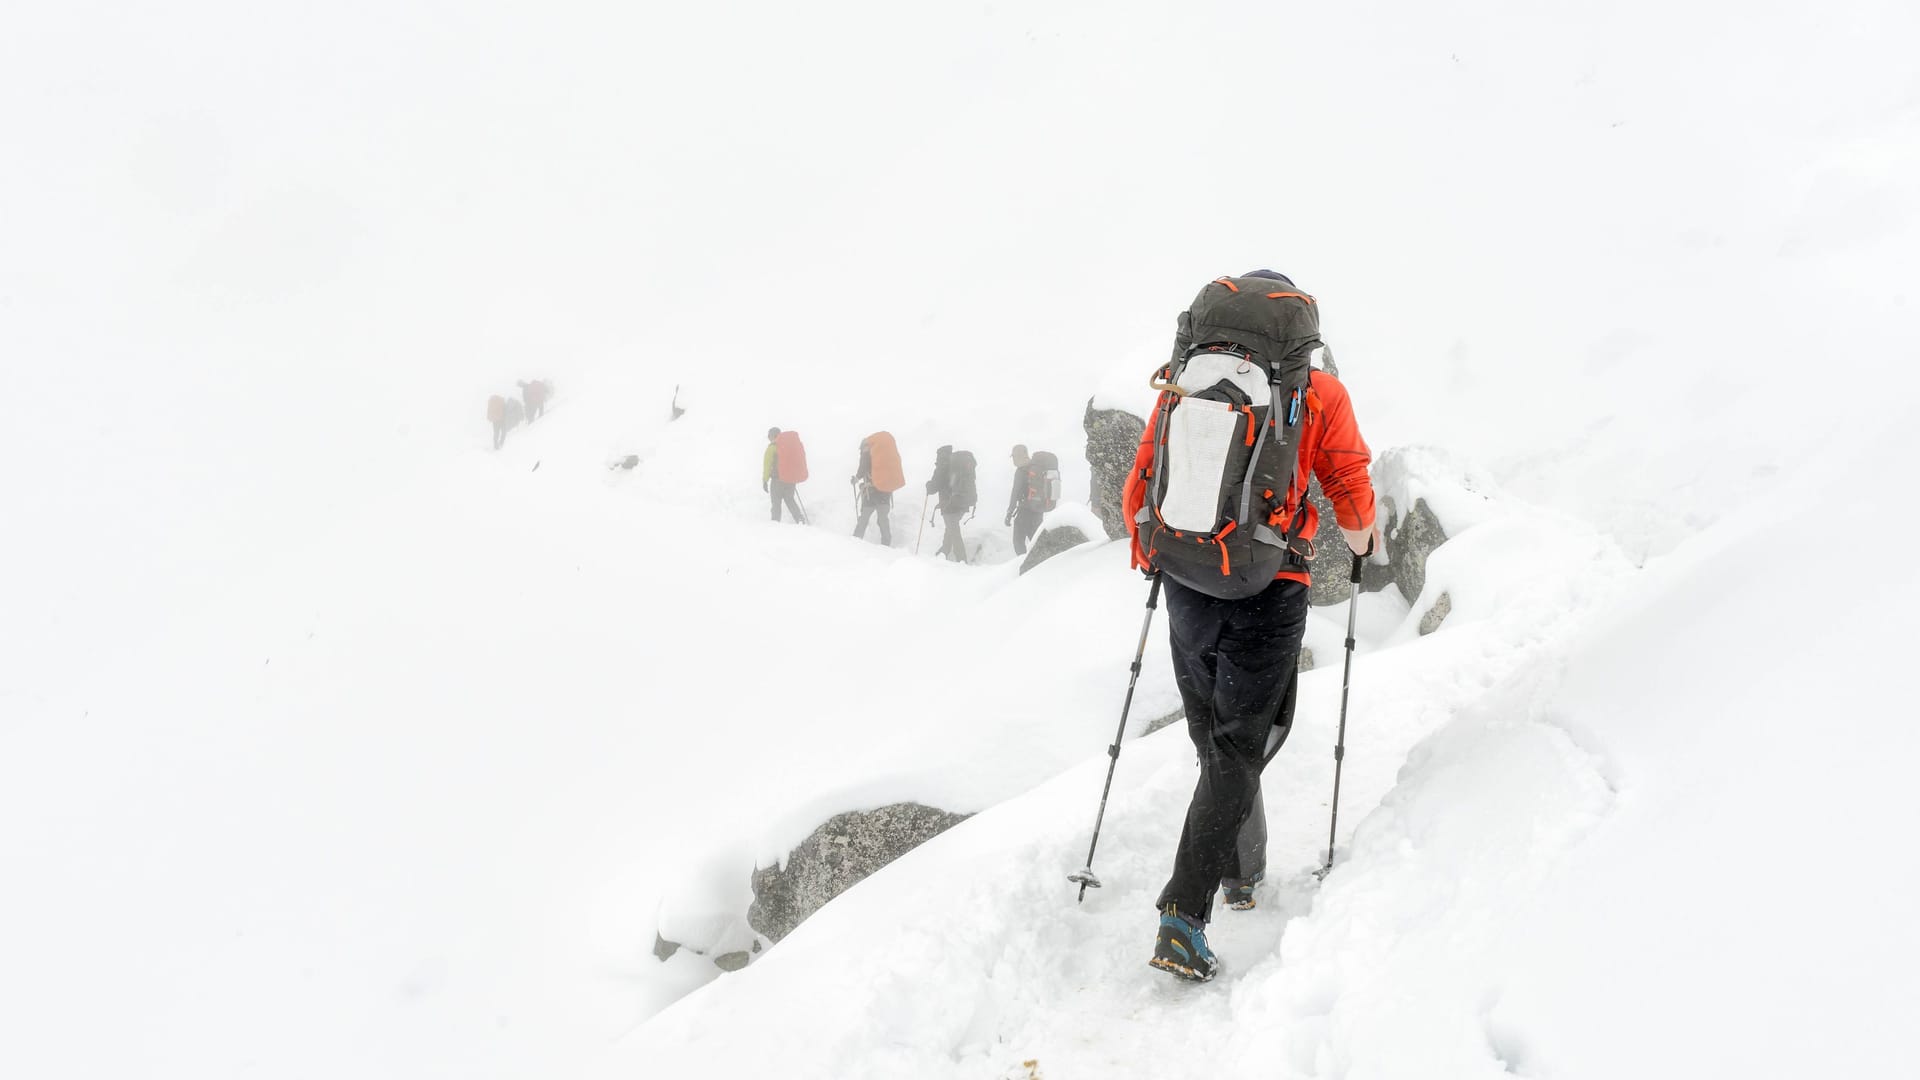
left=602, top=481, right=1639, bottom=1079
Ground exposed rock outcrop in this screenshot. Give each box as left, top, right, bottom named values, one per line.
left=1018, top=525, right=1090, bottom=574
left=748, top=802, right=972, bottom=943
left=1383, top=495, right=1450, bottom=606
left=1084, top=400, right=1146, bottom=541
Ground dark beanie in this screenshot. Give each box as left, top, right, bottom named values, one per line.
left=1241, top=269, right=1296, bottom=286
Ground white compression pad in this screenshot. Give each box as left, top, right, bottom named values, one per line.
left=1158, top=397, right=1240, bottom=532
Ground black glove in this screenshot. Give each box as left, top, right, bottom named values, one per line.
left=1004, top=512, right=1015, bottom=527
left=762, top=480, right=770, bottom=492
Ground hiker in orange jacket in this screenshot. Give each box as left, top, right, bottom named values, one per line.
left=1124, top=270, right=1381, bottom=982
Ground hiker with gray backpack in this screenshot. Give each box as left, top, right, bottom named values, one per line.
left=1004, top=445, right=1060, bottom=556
left=1115, top=270, right=1381, bottom=983
left=924, top=445, right=978, bottom=561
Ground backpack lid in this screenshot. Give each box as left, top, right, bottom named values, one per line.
left=1176, top=276, right=1322, bottom=371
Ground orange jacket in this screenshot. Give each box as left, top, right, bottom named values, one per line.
left=486, top=395, right=506, bottom=424
left=1122, top=369, right=1375, bottom=586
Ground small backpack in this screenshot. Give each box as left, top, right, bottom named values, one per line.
left=948, top=450, right=978, bottom=513
left=1025, top=451, right=1062, bottom=513
left=775, top=430, right=809, bottom=484
left=1136, top=276, right=1321, bottom=599
left=865, top=431, right=906, bottom=493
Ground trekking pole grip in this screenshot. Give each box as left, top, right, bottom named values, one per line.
left=1349, top=552, right=1364, bottom=584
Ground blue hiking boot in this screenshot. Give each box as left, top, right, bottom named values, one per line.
left=1149, top=904, right=1217, bottom=982
left=1222, top=872, right=1264, bottom=911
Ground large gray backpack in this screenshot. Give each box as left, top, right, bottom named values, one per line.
left=1135, top=275, right=1322, bottom=598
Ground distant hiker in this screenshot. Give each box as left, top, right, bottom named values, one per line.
left=671, top=385, right=685, bottom=422
left=503, top=396, right=525, bottom=431
left=925, top=445, right=978, bottom=562
left=486, top=395, right=508, bottom=449
left=852, top=431, right=905, bottom=545
left=518, top=379, right=549, bottom=422
left=1125, top=270, right=1380, bottom=982
left=1004, top=444, right=1059, bottom=556
left=763, top=427, right=808, bottom=524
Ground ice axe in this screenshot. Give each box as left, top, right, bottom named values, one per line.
left=1069, top=574, right=1163, bottom=902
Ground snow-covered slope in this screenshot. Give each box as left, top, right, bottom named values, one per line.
left=5, top=2, right=1919, bottom=1079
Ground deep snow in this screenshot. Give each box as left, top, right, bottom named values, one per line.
left=6, top=1, right=1920, bottom=1079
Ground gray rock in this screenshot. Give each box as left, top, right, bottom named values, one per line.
left=1418, top=591, right=1452, bottom=635
left=749, top=802, right=972, bottom=943
left=1305, top=484, right=1395, bottom=605
left=1383, top=496, right=1450, bottom=606
left=654, top=931, right=762, bottom=973
left=1141, top=707, right=1184, bottom=737
left=1084, top=400, right=1146, bottom=541
left=1018, top=525, right=1090, bottom=575
left=1316, top=343, right=1341, bottom=378
left=1298, top=645, right=1315, bottom=672
left=1304, top=480, right=1352, bottom=607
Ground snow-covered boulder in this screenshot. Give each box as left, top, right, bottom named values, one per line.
left=748, top=802, right=972, bottom=943
left=1018, top=525, right=1091, bottom=575
left=1083, top=399, right=1145, bottom=541
left=1369, top=446, right=1500, bottom=614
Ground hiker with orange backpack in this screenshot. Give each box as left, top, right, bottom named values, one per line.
left=1122, top=270, right=1381, bottom=982
left=852, top=431, right=906, bottom=545
left=763, top=427, right=808, bottom=524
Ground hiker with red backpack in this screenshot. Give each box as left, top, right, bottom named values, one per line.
left=763, top=427, right=809, bottom=524
left=1004, top=445, right=1060, bottom=556
left=1123, top=270, right=1381, bottom=983
left=852, top=431, right=906, bottom=545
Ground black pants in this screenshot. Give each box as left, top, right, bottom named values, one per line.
left=855, top=489, right=893, bottom=544
left=939, top=508, right=966, bottom=561
left=770, top=480, right=804, bottom=523
left=1156, top=577, right=1309, bottom=920
left=1011, top=506, right=1043, bottom=555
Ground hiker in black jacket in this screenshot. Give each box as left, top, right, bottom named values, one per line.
left=925, top=445, right=972, bottom=561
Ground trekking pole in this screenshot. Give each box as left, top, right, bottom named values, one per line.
left=914, top=497, right=929, bottom=554
left=1316, top=551, right=1367, bottom=880
left=796, top=492, right=810, bottom=526
left=1069, top=574, right=1163, bottom=902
